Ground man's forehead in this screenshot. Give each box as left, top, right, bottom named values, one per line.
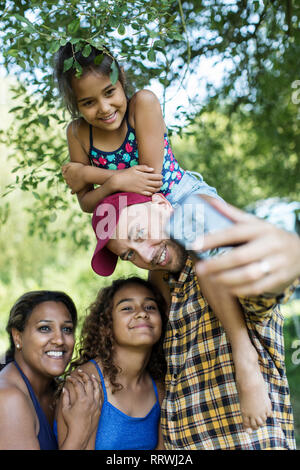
left=106, top=204, right=148, bottom=256
left=115, top=202, right=151, bottom=237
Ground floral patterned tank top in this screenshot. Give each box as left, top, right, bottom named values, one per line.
left=88, top=115, right=185, bottom=197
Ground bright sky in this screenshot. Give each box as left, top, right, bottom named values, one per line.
left=150, top=57, right=230, bottom=127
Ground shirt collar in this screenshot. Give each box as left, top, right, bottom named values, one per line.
left=165, top=254, right=195, bottom=290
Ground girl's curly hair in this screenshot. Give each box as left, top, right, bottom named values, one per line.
left=69, top=277, right=168, bottom=393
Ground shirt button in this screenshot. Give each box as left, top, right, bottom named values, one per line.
left=173, top=374, right=177, bottom=379
left=175, top=333, right=179, bottom=338
left=177, top=292, right=184, bottom=298
left=171, top=414, right=177, bottom=421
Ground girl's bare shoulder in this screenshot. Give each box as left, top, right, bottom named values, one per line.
left=68, top=359, right=101, bottom=379
left=67, top=118, right=89, bottom=143
left=129, top=89, right=160, bottom=110
left=66, top=118, right=91, bottom=159
left=129, top=90, right=165, bottom=131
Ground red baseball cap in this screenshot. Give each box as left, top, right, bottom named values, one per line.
left=91, top=192, right=152, bottom=276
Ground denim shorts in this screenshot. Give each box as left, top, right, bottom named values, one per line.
left=166, top=170, right=223, bottom=207
left=166, top=171, right=228, bottom=259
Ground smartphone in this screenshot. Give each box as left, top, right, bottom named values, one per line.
left=166, top=194, right=236, bottom=259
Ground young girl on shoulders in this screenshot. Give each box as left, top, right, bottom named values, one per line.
left=55, top=277, right=167, bottom=450
left=54, top=42, right=220, bottom=213
left=54, top=42, right=272, bottom=434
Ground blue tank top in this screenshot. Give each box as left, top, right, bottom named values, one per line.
left=14, top=361, right=58, bottom=450
left=90, top=359, right=161, bottom=450
left=88, top=111, right=185, bottom=197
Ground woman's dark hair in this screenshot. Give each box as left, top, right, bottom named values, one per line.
left=2, top=291, right=77, bottom=369
left=69, top=277, right=168, bottom=393
left=54, top=41, right=127, bottom=119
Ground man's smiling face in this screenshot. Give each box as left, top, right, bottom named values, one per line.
left=107, top=196, right=187, bottom=273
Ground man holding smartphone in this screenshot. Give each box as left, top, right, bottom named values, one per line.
left=90, top=191, right=299, bottom=450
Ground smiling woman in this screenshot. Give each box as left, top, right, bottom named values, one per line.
left=0, top=291, right=101, bottom=450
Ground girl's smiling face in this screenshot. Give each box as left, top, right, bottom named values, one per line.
left=111, top=283, right=163, bottom=350
left=72, top=70, right=127, bottom=131
left=13, top=301, right=75, bottom=378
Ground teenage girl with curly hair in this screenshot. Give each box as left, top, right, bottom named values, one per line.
left=55, top=277, right=168, bottom=450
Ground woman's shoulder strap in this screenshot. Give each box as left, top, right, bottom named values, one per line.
left=89, top=359, right=107, bottom=400
left=150, top=376, right=160, bottom=403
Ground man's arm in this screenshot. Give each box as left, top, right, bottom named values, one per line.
left=194, top=200, right=300, bottom=297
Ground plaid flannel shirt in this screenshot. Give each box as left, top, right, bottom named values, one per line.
left=161, top=255, right=297, bottom=450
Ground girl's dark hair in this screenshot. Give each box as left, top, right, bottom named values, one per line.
left=69, top=277, right=168, bottom=393
left=2, top=291, right=77, bottom=369
left=54, top=41, right=127, bottom=119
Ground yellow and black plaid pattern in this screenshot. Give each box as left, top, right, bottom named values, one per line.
left=161, top=256, right=297, bottom=450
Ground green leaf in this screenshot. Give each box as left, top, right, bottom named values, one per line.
left=24, top=24, right=36, bottom=34
left=74, top=61, right=83, bottom=77
left=153, top=40, right=165, bottom=49
left=94, top=54, right=104, bottom=65
left=7, top=49, right=19, bottom=58
left=15, top=13, right=35, bottom=28
left=82, top=44, right=92, bottom=57
left=32, top=192, right=40, bottom=200
left=171, top=32, right=183, bottom=41
left=118, top=24, right=126, bottom=35
left=63, top=57, right=74, bottom=72
left=49, top=42, right=61, bottom=54
left=9, top=106, right=23, bottom=113
left=70, top=38, right=82, bottom=44
left=38, top=116, right=49, bottom=127
left=147, top=49, right=156, bottom=62
left=68, top=19, right=80, bottom=34
left=110, top=60, right=119, bottom=85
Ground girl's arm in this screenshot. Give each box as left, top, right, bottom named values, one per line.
left=75, top=166, right=163, bottom=213
left=65, top=121, right=162, bottom=211
left=74, top=175, right=118, bottom=213
left=131, top=90, right=166, bottom=174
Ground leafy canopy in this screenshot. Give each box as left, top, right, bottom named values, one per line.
left=0, top=0, right=299, bottom=242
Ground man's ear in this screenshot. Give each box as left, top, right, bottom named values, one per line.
left=151, top=193, right=173, bottom=215
left=151, top=193, right=173, bottom=211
